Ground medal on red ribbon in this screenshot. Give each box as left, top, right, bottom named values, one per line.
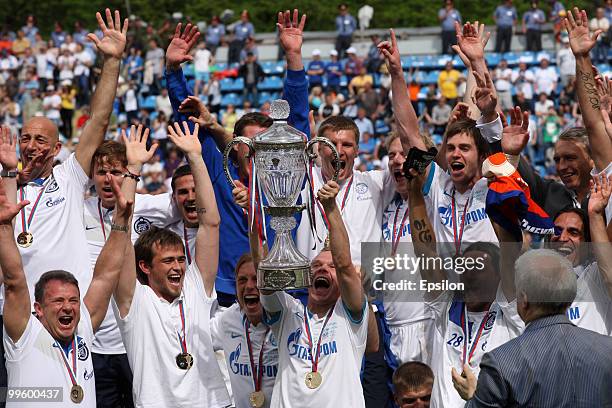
left=55, top=337, right=84, bottom=403
left=303, top=306, right=333, bottom=389
left=244, top=318, right=269, bottom=407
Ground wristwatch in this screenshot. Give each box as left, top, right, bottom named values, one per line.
left=0, top=169, right=17, bottom=178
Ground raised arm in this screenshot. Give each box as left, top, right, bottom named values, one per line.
left=455, top=21, right=489, bottom=79
left=113, top=125, right=158, bottom=318
left=179, top=95, right=231, bottom=148
left=167, top=122, right=220, bottom=297
left=588, top=174, right=612, bottom=296
left=317, top=181, right=363, bottom=315
left=0, top=179, right=31, bottom=343
left=565, top=8, right=612, bottom=172
left=84, top=171, right=134, bottom=332
left=76, top=9, right=127, bottom=176
left=406, top=169, right=446, bottom=301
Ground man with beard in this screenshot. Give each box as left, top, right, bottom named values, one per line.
left=112, top=122, right=230, bottom=407
left=260, top=180, right=370, bottom=407
left=0, top=142, right=134, bottom=407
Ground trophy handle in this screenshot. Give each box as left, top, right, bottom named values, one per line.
left=223, top=137, right=255, bottom=189
left=305, top=137, right=341, bottom=182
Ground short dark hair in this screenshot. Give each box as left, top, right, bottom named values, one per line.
left=317, top=115, right=360, bottom=144
left=553, top=207, right=590, bottom=242
left=134, top=226, right=185, bottom=284
left=171, top=164, right=192, bottom=192
left=444, top=118, right=490, bottom=159
left=91, top=141, right=127, bottom=175
left=392, top=361, right=434, bottom=394
left=34, top=270, right=80, bottom=303
left=234, top=112, right=273, bottom=137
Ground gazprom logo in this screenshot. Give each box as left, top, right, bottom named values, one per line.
left=439, top=206, right=453, bottom=226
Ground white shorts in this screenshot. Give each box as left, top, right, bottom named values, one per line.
left=389, top=319, right=435, bottom=365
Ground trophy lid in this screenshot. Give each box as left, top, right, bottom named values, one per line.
left=255, top=99, right=306, bottom=145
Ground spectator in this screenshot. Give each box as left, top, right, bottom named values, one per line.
left=437, top=60, right=461, bottom=104
left=11, top=30, right=30, bottom=57
left=50, top=21, right=67, bottom=48
left=358, top=130, right=379, bottom=166
left=439, top=0, right=462, bottom=54
left=325, top=49, right=343, bottom=93
left=493, top=0, right=518, bottom=53
left=156, top=87, right=172, bottom=118
left=42, top=84, right=61, bottom=126
left=30, top=32, right=46, bottom=54
left=73, top=43, right=92, bottom=106
left=238, top=51, right=264, bottom=106
left=72, top=20, right=89, bottom=46
left=123, top=80, right=138, bottom=124
left=556, top=36, right=576, bottom=88
left=307, top=49, right=326, bottom=89
left=359, top=81, right=380, bottom=117
left=534, top=92, right=554, bottom=119
left=428, top=96, right=452, bottom=135
left=344, top=47, right=362, bottom=81
left=348, top=66, right=373, bottom=96
left=59, top=80, right=76, bottom=139
left=365, top=34, right=383, bottom=73
left=0, top=49, right=18, bottom=80
left=205, top=72, right=222, bottom=115
left=34, top=42, right=51, bottom=89
left=309, top=86, right=324, bottom=110
left=392, top=362, right=434, bottom=408
left=22, top=88, right=42, bottom=122
left=493, top=59, right=513, bottom=114
left=145, top=39, right=164, bottom=93
left=354, top=107, right=374, bottom=139
left=125, top=46, right=144, bottom=83
left=194, top=40, right=213, bottom=96
left=533, top=56, right=558, bottom=96
left=0, top=95, right=21, bottom=134
left=229, top=10, right=255, bottom=65
left=318, top=92, right=341, bottom=120
left=522, top=1, right=546, bottom=51
left=239, top=36, right=258, bottom=63
left=542, top=106, right=562, bottom=149
left=21, top=15, right=38, bottom=44
left=222, top=103, right=239, bottom=133
left=549, top=0, right=566, bottom=43
left=206, top=16, right=225, bottom=57
left=590, top=7, right=610, bottom=64
left=57, top=47, right=75, bottom=83
left=335, top=3, right=357, bottom=59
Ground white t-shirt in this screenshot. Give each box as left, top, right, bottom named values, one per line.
left=511, top=69, right=535, bottom=100
left=556, top=48, right=576, bottom=77
left=261, top=292, right=368, bottom=408
left=113, top=262, right=231, bottom=407
left=423, top=163, right=498, bottom=259
left=4, top=154, right=92, bottom=311
left=43, top=94, right=62, bottom=120
left=210, top=304, right=278, bottom=408
left=83, top=193, right=174, bottom=354
left=568, top=261, right=611, bottom=335
left=534, top=66, right=558, bottom=95
left=494, top=68, right=512, bottom=92
left=194, top=48, right=212, bottom=73
left=74, top=51, right=92, bottom=77
left=426, top=288, right=523, bottom=408
left=535, top=99, right=555, bottom=116
left=296, top=166, right=395, bottom=265
left=58, top=55, right=76, bottom=81
left=167, top=219, right=197, bottom=266
left=381, top=194, right=430, bottom=326
left=124, top=89, right=138, bottom=112
left=4, top=306, right=96, bottom=408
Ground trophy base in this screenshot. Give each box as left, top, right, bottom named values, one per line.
left=257, top=264, right=312, bottom=291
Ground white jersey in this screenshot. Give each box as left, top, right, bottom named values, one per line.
left=210, top=304, right=278, bottom=408
left=260, top=292, right=368, bottom=408
left=296, top=166, right=395, bottom=266
left=83, top=193, right=174, bottom=354
left=427, top=288, right=523, bottom=408
left=423, top=163, right=499, bottom=258
left=167, top=219, right=197, bottom=265
left=381, top=194, right=430, bottom=326
left=113, top=263, right=230, bottom=407
left=568, top=262, right=611, bottom=335
left=5, top=154, right=92, bottom=311
left=4, top=306, right=96, bottom=408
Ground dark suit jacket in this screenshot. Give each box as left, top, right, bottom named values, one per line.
left=466, top=314, right=612, bottom=408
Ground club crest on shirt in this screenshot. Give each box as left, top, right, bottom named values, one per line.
left=45, top=179, right=59, bottom=193
left=77, top=337, right=89, bottom=361
left=133, top=217, right=152, bottom=234
left=484, top=311, right=497, bottom=331
left=355, top=182, right=371, bottom=201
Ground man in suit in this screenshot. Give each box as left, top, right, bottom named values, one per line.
left=453, top=249, right=612, bottom=407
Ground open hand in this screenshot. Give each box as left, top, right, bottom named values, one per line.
left=563, top=8, right=602, bottom=57
left=167, top=121, right=201, bottom=156
left=0, top=126, right=17, bottom=170
left=472, top=70, right=497, bottom=115
left=588, top=174, right=612, bottom=216
left=277, top=9, right=306, bottom=56
left=121, top=124, right=157, bottom=168
left=500, top=107, right=530, bottom=156
left=166, top=23, right=200, bottom=70
left=87, top=9, right=128, bottom=59
left=0, top=179, right=29, bottom=225
left=455, top=21, right=488, bottom=63
left=452, top=21, right=490, bottom=69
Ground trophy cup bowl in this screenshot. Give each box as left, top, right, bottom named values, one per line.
left=223, top=100, right=340, bottom=291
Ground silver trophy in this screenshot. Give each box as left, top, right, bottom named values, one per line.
left=223, top=100, right=340, bottom=290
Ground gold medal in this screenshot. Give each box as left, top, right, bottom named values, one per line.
left=16, top=231, right=33, bottom=248
left=176, top=352, right=194, bottom=370
left=70, top=384, right=84, bottom=403
left=304, top=371, right=322, bottom=389
left=249, top=390, right=265, bottom=407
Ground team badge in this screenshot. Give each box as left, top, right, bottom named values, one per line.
left=46, top=179, right=60, bottom=193
left=355, top=182, right=368, bottom=195
left=133, top=217, right=152, bottom=234
left=484, top=311, right=497, bottom=330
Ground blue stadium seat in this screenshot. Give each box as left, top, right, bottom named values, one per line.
left=423, top=71, right=440, bottom=85
left=340, top=75, right=348, bottom=87
left=435, top=55, right=453, bottom=69
left=258, top=76, right=283, bottom=91
left=259, top=92, right=281, bottom=104
left=273, top=61, right=286, bottom=74
left=232, top=77, right=245, bottom=91
left=502, top=52, right=520, bottom=66
left=142, top=95, right=157, bottom=110
left=220, top=93, right=243, bottom=107
left=183, top=64, right=195, bottom=78
left=261, top=61, right=276, bottom=75
left=485, top=53, right=501, bottom=67
left=220, top=78, right=233, bottom=92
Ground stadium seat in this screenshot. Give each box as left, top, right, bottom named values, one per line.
left=142, top=95, right=157, bottom=110
left=485, top=53, right=501, bottom=67
left=220, top=93, right=243, bottom=107
left=261, top=61, right=276, bottom=75
left=375, top=119, right=390, bottom=135
left=182, top=64, right=195, bottom=78
left=220, top=78, right=233, bottom=92
left=340, top=75, right=348, bottom=88
left=258, top=76, right=283, bottom=91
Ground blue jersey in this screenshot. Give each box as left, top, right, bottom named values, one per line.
left=325, top=61, right=343, bottom=86
left=307, top=60, right=326, bottom=85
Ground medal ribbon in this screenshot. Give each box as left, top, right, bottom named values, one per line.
left=451, top=188, right=470, bottom=256
left=391, top=200, right=410, bottom=255
left=55, top=337, right=78, bottom=387
left=176, top=300, right=189, bottom=355
left=314, top=175, right=353, bottom=231
left=244, top=319, right=270, bottom=392
left=97, top=199, right=109, bottom=242
left=19, top=176, right=53, bottom=234
left=182, top=224, right=192, bottom=264
left=460, top=306, right=490, bottom=366
left=303, top=306, right=334, bottom=374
